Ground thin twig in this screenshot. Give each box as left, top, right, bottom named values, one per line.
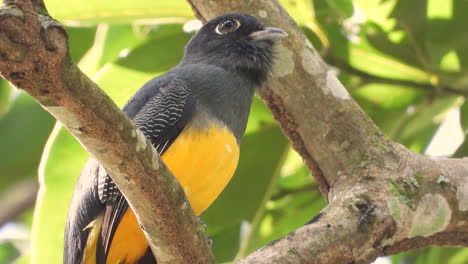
left=0, top=180, right=38, bottom=226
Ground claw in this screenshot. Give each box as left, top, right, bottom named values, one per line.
left=197, top=216, right=207, bottom=232
left=197, top=217, right=214, bottom=248
left=206, top=236, right=213, bottom=248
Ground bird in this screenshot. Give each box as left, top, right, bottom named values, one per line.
left=64, top=13, right=287, bottom=264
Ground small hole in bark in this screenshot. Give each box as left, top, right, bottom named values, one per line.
left=326, top=224, right=331, bottom=228
left=355, top=201, right=368, bottom=210
left=10, top=72, right=25, bottom=79
left=39, top=89, right=50, bottom=95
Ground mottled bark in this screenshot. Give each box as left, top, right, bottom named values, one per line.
left=0, top=1, right=214, bottom=263
left=186, top=1, right=468, bottom=263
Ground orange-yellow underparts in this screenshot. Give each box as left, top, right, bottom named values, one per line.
left=85, top=124, right=240, bottom=264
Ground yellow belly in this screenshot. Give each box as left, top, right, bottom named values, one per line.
left=102, top=124, right=239, bottom=263
left=162, top=124, right=240, bottom=214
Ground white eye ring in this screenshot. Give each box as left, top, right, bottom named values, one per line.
left=215, top=19, right=241, bottom=35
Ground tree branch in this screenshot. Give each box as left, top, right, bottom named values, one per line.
left=187, top=1, right=468, bottom=263
left=0, top=1, right=214, bottom=263
left=235, top=146, right=468, bottom=263
left=0, top=180, right=37, bottom=227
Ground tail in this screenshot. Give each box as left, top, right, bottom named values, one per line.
left=64, top=158, right=104, bottom=264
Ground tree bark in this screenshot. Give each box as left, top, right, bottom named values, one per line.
left=0, top=0, right=214, bottom=263
left=186, top=1, right=468, bottom=263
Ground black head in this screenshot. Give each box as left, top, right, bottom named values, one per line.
left=182, top=13, right=287, bottom=85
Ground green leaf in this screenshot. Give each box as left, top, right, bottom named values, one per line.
left=245, top=97, right=275, bottom=134
left=0, top=243, right=19, bottom=264
left=246, top=192, right=325, bottom=254
left=450, top=0, right=468, bottom=68
left=448, top=248, right=468, bottom=264
left=350, top=83, right=423, bottom=138
left=31, top=126, right=87, bottom=264
left=401, top=247, right=466, bottom=264
left=364, top=22, right=427, bottom=73
left=13, top=254, right=30, bottom=264
left=390, top=0, right=428, bottom=42
left=347, top=33, right=429, bottom=82
left=43, top=0, right=193, bottom=25
left=393, top=96, right=461, bottom=153
left=0, top=80, right=11, bottom=117
left=452, top=138, right=468, bottom=158
left=0, top=92, right=55, bottom=192
left=459, top=99, right=468, bottom=134
left=65, top=26, right=97, bottom=63
left=275, top=147, right=315, bottom=194
left=358, top=0, right=398, bottom=31
left=201, top=124, right=289, bottom=262
left=353, top=83, right=424, bottom=110
left=78, top=24, right=153, bottom=75
left=209, top=223, right=242, bottom=263
left=327, top=0, right=355, bottom=18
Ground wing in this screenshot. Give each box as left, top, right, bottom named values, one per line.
left=96, top=79, right=194, bottom=263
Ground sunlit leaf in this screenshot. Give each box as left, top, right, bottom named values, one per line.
left=327, top=0, right=354, bottom=18
left=357, top=0, right=398, bottom=31
left=448, top=248, right=468, bottom=264
left=394, top=96, right=461, bottom=153
left=348, top=36, right=429, bottom=82
left=43, top=0, right=193, bottom=25
left=400, top=247, right=466, bottom=264
left=353, top=83, right=424, bottom=110
left=0, top=92, right=55, bottom=192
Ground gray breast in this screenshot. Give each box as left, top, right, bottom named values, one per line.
left=177, top=63, right=255, bottom=142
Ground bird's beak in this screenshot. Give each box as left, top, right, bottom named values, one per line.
left=249, top=27, right=288, bottom=42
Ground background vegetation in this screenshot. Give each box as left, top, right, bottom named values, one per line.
left=0, top=0, right=466, bottom=263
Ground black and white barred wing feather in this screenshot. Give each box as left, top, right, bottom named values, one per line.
left=95, top=79, right=194, bottom=262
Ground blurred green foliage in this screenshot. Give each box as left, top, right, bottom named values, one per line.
left=0, top=0, right=466, bottom=263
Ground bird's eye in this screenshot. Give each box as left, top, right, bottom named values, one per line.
left=215, top=19, right=240, bottom=34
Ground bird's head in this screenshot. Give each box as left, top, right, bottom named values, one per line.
left=183, top=13, right=287, bottom=85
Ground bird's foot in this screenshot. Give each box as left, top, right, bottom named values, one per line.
left=198, top=216, right=207, bottom=232
left=197, top=217, right=214, bottom=248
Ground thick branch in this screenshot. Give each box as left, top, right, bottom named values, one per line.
left=0, top=1, right=214, bottom=263
left=236, top=150, right=468, bottom=263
